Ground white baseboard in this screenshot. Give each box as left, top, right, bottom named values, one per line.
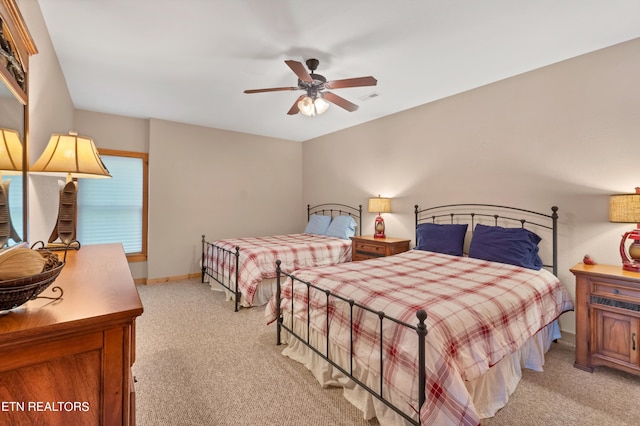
left=557, top=331, right=575, bottom=347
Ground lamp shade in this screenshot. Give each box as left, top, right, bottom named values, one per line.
left=31, top=132, right=111, bottom=179
left=313, top=97, right=330, bottom=114
left=609, top=188, right=640, bottom=223
left=0, top=128, right=23, bottom=174
left=368, top=196, right=391, bottom=214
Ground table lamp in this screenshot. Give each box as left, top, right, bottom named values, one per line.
left=609, top=187, right=640, bottom=272
left=30, top=131, right=111, bottom=249
left=368, top=195, right=391, bottom=238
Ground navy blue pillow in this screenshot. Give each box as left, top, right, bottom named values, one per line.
left=468, top=224, right=543, bottom=270
left=415, top=223, right=468, bottom=256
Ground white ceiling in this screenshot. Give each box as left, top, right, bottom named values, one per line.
left=37, top=0, right=640, bottom=142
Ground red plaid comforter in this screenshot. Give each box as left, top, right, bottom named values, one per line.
left=266, top=250, right=574, bottom=425
left=205, top=233, right=352, bottom=306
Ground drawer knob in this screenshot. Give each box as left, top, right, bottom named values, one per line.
left=613, top=289, right=620, bottom=294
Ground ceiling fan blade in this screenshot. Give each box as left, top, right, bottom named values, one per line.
left=244, top=87, right=298, bottom=94
left=287, top=95, right=306, bottom=115
left=285, top=60, right=313, bottom=83
left=323, top=91, right=359, bottom=112
left=325, top=76, right=377, bottom=89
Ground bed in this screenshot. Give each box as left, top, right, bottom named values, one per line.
left=266, top=203, right=574, bottom=425
left=201, top=203, right=362, bottom=311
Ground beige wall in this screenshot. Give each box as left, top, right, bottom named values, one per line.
left=0, top=96, right=23, bottom=131
left=74, top=110, right=149, bottom=153
left=147, top=119, right=302, bottom=280
left=302, top=38, right=640, bottom=334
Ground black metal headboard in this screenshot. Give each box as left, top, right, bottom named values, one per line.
left=308, top=203, right=363, bottom=236
left=415, top=203, right=559, bottom=276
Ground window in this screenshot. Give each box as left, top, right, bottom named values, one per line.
left=77, top=149, right=148, bottom=261
left=4, top=174, right=23, bottom=245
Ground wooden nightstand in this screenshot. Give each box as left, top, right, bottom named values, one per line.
left=571, top=262, right=640, bottom=377
left=350, top=236, right=411, bottom=261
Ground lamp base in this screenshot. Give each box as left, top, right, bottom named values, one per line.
left=48, top=180, right=78, bottom=247
left=623, top=263, right=640, bottom=272
left=374, top=215, right=386, bottom=239
left=45, top=241, right=81, bottom=251
left=620, top=231, right=640, bottom=272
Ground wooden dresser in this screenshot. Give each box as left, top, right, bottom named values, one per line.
left=0, top=244, right=143, bottom=425
left=571, top=262, right=640, bottom=376
left=350, top=236, right=411, bottom=261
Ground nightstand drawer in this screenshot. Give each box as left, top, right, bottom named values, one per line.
left=354, top=242, right=386, bottom=257
left=350, top=236, right=411, bottom=262
left=592, top=279, right=640, bottom=304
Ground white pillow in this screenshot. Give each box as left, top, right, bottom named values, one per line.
left=325, top=215, right=357, bottom=239
left=304, top=214, right=332, bottom=235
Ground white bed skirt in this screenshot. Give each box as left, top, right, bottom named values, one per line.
left=277, top=313, right=561, bottom=425
left=204, top=275, right=276, bottom=308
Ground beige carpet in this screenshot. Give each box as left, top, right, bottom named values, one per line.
left=134, top=279, right=640, bottom=425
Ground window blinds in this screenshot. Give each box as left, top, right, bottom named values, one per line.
left=77, top=155, right=143, bottom=254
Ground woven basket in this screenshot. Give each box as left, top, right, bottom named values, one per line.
left=0, top=247, right=65, bottom=311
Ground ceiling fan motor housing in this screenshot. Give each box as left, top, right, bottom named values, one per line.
left=305, top=58, right=320, bottom=71
left=299, top=59, right=326, bottom=97
left=298, top=59, right=326, bottom=92
left=298, top=73, right=326, bottom=83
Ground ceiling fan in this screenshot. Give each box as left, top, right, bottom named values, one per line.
left=244, top=58, right=377, bottom=116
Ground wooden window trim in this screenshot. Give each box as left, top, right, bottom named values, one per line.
left=97, top=148, right=148, bottom=262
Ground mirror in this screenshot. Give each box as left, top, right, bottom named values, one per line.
left=0, top=1, right=37, bottom=247
left=0, top=81, right=23, bottom=245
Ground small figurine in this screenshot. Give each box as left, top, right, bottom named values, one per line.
left=583, top=254, right=596, bottom=265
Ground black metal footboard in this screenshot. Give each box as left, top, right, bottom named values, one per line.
left=201, top=235, right=241, bottom=311
left=275, top=260, right=428, bottom=425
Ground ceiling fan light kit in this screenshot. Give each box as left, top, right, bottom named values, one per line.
left=298, top=95, right=330, bottom=117
left=244, top=58, right=377, bottom=116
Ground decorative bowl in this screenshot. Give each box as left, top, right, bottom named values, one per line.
left=0, top=244, right=65, bottom=311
